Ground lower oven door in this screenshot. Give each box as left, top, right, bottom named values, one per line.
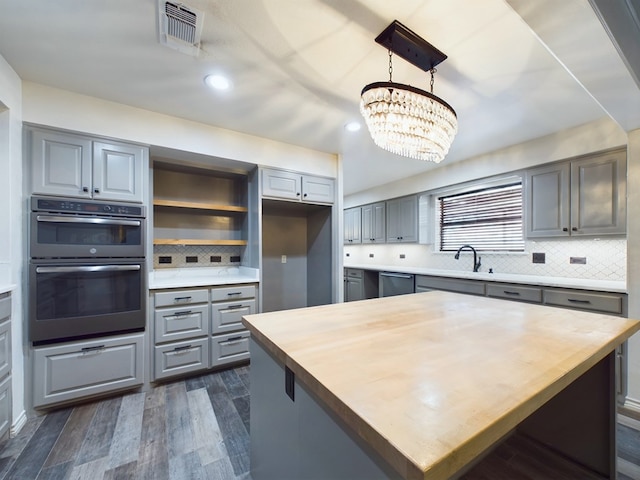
left=29, top=260, right=146, bottom=344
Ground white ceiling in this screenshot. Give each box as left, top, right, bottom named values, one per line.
left=1, top=0, right=639, bottom=195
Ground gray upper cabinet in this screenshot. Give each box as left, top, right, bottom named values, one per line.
left=344, top=207, right=362, bottom=244
left=361, top=202, right=385, bottom=243
left=525, top=148, right=626, bottom=237
left=29, top=127, right=147, bottom=203
left=386, top=195, right=418, bottom=243
left=261, top=168, right=334, bottom=204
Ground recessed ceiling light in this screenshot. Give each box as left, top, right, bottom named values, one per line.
left=344, top=121, right=361, bottom=132
left=204, top=74, right=232, bottom=91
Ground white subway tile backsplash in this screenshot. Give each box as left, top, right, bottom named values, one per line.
left=344, top=238, right=626, bottom=282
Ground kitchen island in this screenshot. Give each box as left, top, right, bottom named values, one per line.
left=242, top=291, right=640, bottom=479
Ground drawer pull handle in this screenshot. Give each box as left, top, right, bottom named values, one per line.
left=174, top=296, right=192, bottom=303
left=503, top=290, right=521, bottom=296
left=568, top=299, right=591, bottom=304
left=81, top=345, right=105, bottom=354
left=226, top=305, right=245, bottom=310
left=173, top=344, right=193, bottom=352
left=221, top=337, right=246, bottom=346
left=227, top=292, right=242, bottom=296
left=173, top=310, right=192, bottom=316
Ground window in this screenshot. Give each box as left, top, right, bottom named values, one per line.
left=438, top=182, right=524, bottom=252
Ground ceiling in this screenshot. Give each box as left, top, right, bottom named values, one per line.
left=1, top=0, right=639, bottom=195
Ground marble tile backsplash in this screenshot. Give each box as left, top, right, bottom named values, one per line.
left=344, top=238, right=626, bottom=282
left=153, top=245, right=243, bottom=269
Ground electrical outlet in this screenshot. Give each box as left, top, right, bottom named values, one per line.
left=369, top=253, right=374, bottom=258
left=345, top=253, right=350, bottom=257
left=399, top=254, right=406, bottom=259
left=281, top=255, right=287, bottom=264
left=532, top=252, right=545, bottom=264
left=570, top=256, right=587, bottom=264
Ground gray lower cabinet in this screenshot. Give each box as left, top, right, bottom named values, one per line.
left=344, top=269, right=378, bottom=301
left=0, top=293, right=10, bottom=439
left=543, top=288, right=624, bottom=315
left=33, top=333, right=144, bottom=408
left=486, top=283, right=542, bottom=303
left=415, top=275, right=486, bottom=296
left=152, top=284, right=255, bottom=381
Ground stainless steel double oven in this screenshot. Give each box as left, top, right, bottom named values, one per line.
left=29, top=196, right=146, bottom=345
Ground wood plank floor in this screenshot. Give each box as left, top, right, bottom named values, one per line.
left=0, top=364, right=639, bottom=480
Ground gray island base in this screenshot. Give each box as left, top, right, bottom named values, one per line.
left=243, top=292, right=639, bottom=479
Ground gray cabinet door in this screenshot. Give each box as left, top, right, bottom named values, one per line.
left=30, top=129, right=93, bottom=198
left=570, top=150, right=626, bottom=236
left=525, top=162, right=570, bottom=238
left=262, top=169, right=302, bottom=201
left=93, top=141, right=145, bottom=203
left=302, top=175, right=334, bottom=204
left=361, top=202, right=385, bottom=243
left=344, top=207, right=361, bottom=244
left=345, top=276, right=363, bottom=302
left=386, top=195, right=418, bottom=243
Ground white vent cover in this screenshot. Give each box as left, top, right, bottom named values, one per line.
left=158, top=0, right=204, bottom=56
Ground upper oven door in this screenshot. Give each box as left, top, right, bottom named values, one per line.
left=30, top=212, right=144, bottom=258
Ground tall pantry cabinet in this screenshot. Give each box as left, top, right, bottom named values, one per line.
left=260, top=168, right=335, bottom=312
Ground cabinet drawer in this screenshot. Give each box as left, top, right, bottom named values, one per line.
left=543, top=289, right=623, bottom=315
left=210, top=285, right=256, bottom=302
left=0, top=375, right=10, bottom=439
left=154, top=337, right=209, bottom=380
left=345, top=269, right=362, bottom=279
left=211, top=331, right=250, bottom=367
left=0, top=294, right=10, bottom=321
left=415, top=276, right=485, bottom=296
left=212, top=300, right=255, bottom=334
left=155, top=289, right=209, bottom=308
left=33, top=333, right=143, bottom=408
left=154, top=304, right=210, bottom=343
left=0, top=320, right=10, bottom=380
left=486, top=283, right=542, bottom=303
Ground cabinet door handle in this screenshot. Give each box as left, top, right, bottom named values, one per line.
left=94, top=188, right=100, bottom=194
left=572, top=227, right=578, bottom=231
left=562, top=227, right=568, bottom=232
left=82, top=187, right=89, bottom=193
left=173, top=344, right=193, bottom=352
left=173, top=296, right=192, bottom=303
left=503, top=290, right=521, bottom=296
left=226, top=304, right=245, bottom=310
left=227, top=292, right=242, bottom=297
left=173, top=310, right=192, bottom=317
left=568, top=298, right=591, bottom=304
left=296, top=192, right=301, bottom=196
left=81, top=345, right=105, bottom=354
left=303, top=193, right=308, bottom=198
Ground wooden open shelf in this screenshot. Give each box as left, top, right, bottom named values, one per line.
left=153, top=199, right=248, bottom=213
left=153, top=239, right=248, bottom=246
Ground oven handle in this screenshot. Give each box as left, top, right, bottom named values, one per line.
left=36, top=215, right=141, bottom=227
left=36, top=265, right=141, bottom=273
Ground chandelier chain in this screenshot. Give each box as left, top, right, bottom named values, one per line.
left=430, top=68, right=436, bottom=94
left=388, top=49, right=393, bottom=82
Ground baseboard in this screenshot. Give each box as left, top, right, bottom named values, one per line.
left=10, top=410, right=27, bottom=437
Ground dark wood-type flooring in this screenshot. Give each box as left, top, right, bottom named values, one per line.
left=0, top=365, right=639, bottom=480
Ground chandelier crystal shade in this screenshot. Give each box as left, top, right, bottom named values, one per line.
left=361, top=20, right=458, bottom=163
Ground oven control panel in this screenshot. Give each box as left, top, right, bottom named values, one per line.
left=32, top=196, right=144, bottom=217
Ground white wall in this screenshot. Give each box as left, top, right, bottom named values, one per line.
left=625, top=129, right=640, bottom=407
left=0, top=54, right=26, bottom=434
left=22, top=82, right=338, bottom=178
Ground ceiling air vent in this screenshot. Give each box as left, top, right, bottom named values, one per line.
left=157, top=0, right=204, bottom=57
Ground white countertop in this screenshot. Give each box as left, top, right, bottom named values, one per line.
left=344, top=263, right=627, bottom=293
left=149, top=267, right=259, bottom=290
left=0, top=284, right=16, bottom=295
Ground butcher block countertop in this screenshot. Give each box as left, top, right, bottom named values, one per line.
left=243, top=291, right=640, bottom=480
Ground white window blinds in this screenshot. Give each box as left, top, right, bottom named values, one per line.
left=439, top=182, right=524, bottom=252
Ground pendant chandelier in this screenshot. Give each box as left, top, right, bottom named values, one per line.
left=360, top=21, right=457, bottom=163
